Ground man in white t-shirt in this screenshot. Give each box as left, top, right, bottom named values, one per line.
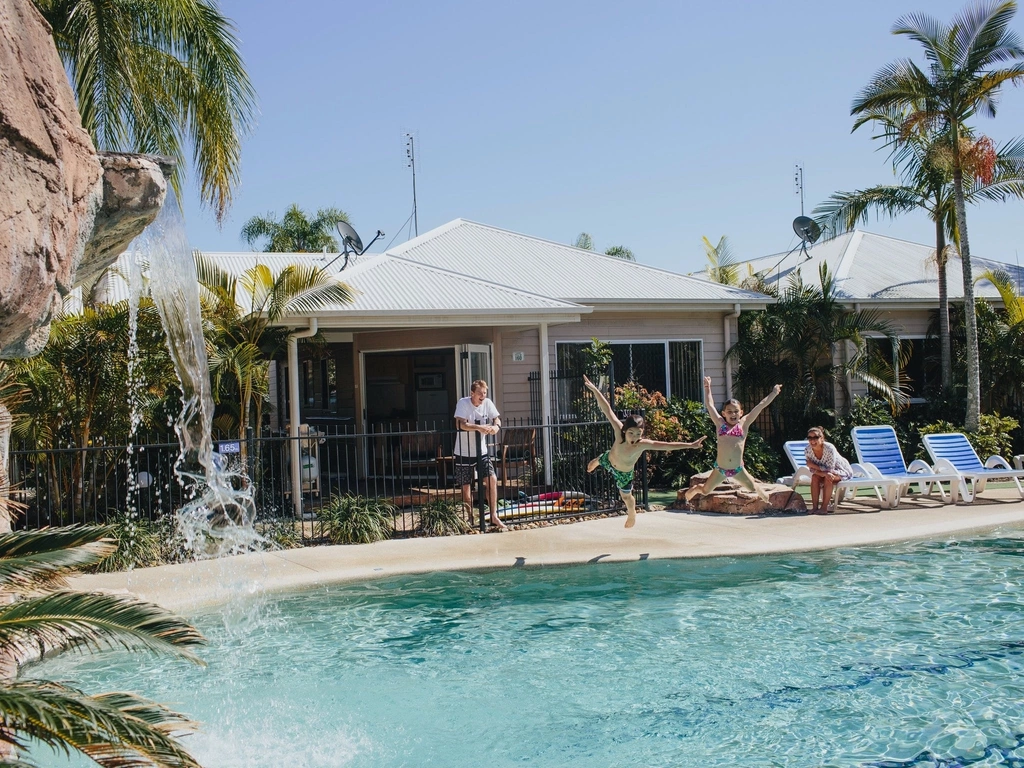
left=454, top=379, right=506, bottom=530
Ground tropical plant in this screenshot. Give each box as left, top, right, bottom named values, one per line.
left=851, top=0, right=1024, bottom=430
left=702, top=235, right=741, bottom=285
left=815, top=106, right=1024, bottom=394
left=195, top=252, right=354, bottom=439
left=255, top=516, right=301, bottom=550
left=417, top=498, right=472, bottom=537
left=729, top=264, right=900, bottom=436
left=34, top=0, right=257, bottom=222
left=573, top=233, right=636, bottom=260
left=241, top=205, right=351, bottom=253
left=0, top=525, right=205, bottom=766
left=318, top=495, right=395, bottom=544
left=917, top=412, right=1018, bottom=460
left=91, top=512, right=162, bottom=573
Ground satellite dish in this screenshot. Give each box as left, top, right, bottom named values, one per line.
left=793, top=216, right=821, bottom=245
left=336, top=221, right=364, bottom=254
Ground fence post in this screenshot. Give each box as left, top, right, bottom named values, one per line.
left=475, top=430, right=486, bottom=533
left=246, top=425, right=255, bottom=487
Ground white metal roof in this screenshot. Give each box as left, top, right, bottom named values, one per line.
left=81, top=250, right=587, bottom=327
left=387, top=219, right=771, bottom=307
left=743, top=230, right=1024, bottom=304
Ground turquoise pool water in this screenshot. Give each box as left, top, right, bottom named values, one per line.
left=32, top=534, right=1024, bottom=767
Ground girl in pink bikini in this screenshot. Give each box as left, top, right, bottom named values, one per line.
left=684, top=376, right=782, bottom=504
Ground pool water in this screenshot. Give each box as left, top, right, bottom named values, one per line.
left=32, top=534, right=1024, bottom=767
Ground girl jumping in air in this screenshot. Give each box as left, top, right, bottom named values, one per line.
left=583, top=374, right=706, bottom=528
left=684, top=377, right=781, bottom=505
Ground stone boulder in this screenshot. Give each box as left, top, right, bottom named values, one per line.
left=670, top=471, right=807, bottom=515
left=0, top=0, right=105, bottom=357
left=0, top=0, right=168, bottom=358
left=76, top=152, right=169, bottom=292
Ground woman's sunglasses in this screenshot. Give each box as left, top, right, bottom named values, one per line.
left=807, top=434, right=822, bottom=440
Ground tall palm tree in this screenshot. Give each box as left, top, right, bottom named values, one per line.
left=851, top=0, right=1024, bottom=430
left=573, top=232, right=636, bottom=261
left=0, top=525, right=205, bottom=766
left=815, top=111, right=1024, bottom=394
left=241, top=205, right=351, bottom=253
left=195, top=253, right=355, bottom=439
left=34, top=0, right=258, bottom=222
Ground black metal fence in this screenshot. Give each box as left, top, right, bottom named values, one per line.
left=7, top=417, right=646, bottom=543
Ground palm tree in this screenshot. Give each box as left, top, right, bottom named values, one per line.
left=702, top=235, right=741, bottom=285
left=0, top=525, right=205, bottom=766
left=851, top=0, right=1024, bottom=430
left=729, top=264, right=900, bottom=433
left=815, top=111, right=1024, bottom=395
left=195, top=253, right=355, bottom=439
left=34, top=0, right=258, bottom=222
left=573, top=232, right=636, bottom=261
left=241, top=205, right=351, bottom=253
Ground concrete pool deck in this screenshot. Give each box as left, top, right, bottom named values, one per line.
left=70, top=490, right=1024, bottom=614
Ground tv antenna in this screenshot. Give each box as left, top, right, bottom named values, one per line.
left=322, top=221, right=384, bottom=271
left=794, top=162, right=805, bottom=216
left=405, top=133, right=419, bottom=237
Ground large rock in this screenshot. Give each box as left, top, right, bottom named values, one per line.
left=0, top=0, right=104, bottom=357
left=670, top=471, right=807, bottom=514
left=76, top=152, right=169, bottom=291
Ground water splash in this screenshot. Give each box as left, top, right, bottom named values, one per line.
left=127, top=191, right=261, bottom=558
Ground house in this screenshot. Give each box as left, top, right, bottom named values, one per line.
left=739, top=229, right=1024, bottom=403
left=198, top=219, right=772, bottom=435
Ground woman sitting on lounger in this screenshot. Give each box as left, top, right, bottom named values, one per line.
left=804, top=426, right=852, bottom=514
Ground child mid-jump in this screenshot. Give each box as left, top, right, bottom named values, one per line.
left=583, top=374, right=706, bottom=528
left=684, top=377, right=781, bottom=505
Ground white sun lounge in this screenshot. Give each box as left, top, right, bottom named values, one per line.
left=778, top=440, right=900, bottom=509
left=851, top=425, right=963, bottom=503
left=922, top=432, right=1024, bottom=500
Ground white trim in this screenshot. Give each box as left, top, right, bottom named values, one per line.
left=554, top=338, right=705, bottom=399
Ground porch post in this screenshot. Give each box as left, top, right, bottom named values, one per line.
left=288, top=319, right=318, bottom=518
left=539, top=322, right=553, bottom=486
left=724, top=303, right=740, bottom=400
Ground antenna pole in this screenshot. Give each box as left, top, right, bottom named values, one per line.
left=794, top=163, right=805, bottom=216
left=406, top=134, right=419, bottom=237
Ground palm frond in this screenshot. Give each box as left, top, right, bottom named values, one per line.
left=0, top=679, right=200, bottom=767
left=0, top=528, right=116, bottom=593
left=0, top=590, right=205, bottom=663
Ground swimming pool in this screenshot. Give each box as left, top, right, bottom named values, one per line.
left=32, top=534, right=1024, bottom=767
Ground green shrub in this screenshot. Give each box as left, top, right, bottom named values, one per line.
left=319, top=494, right=395, bottom=544
left=92, top=511, right=162, bottom=572
left=916, top=413, right=1019, bottom=462
left=256, top=516, right=302, bottom=549
left=417, top=497, right=472, bottom=537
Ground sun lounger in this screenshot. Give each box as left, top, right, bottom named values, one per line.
left=922, top=432, right=1024, bottom=500
left=851, top=425, right=963, bottom=503
left=778, top=440, right=899, bottom=509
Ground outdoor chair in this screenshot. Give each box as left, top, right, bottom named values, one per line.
left=851, top=425, right=963, bottom=504
left=778, top=440, right=899, bottom=510
left=395, top=432, right=442, bottom=483
left=499, top=427, right=536, bottom=482
left=922, top=432, right=1024, bottom=500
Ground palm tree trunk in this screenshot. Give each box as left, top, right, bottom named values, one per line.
left=952, top=163, right=981, bottom=432
left=935, top=219, right=952, bottom=394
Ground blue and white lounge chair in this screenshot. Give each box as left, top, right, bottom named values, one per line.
left=778, top=440, right=900, bottom=509
left=852, top=425, right=963, bottom=504
left=922, top=432, right=1024, bottom=500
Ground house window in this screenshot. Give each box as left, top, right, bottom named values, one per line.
left=556, top=340, right=703, bottom=401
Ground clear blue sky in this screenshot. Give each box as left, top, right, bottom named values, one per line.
left=181, top=0, right=1024, bottom=274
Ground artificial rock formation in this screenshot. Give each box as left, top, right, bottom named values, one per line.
left=0, top=0, right=167, bottom=358
left=671, top=471, right=807, bottom=514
